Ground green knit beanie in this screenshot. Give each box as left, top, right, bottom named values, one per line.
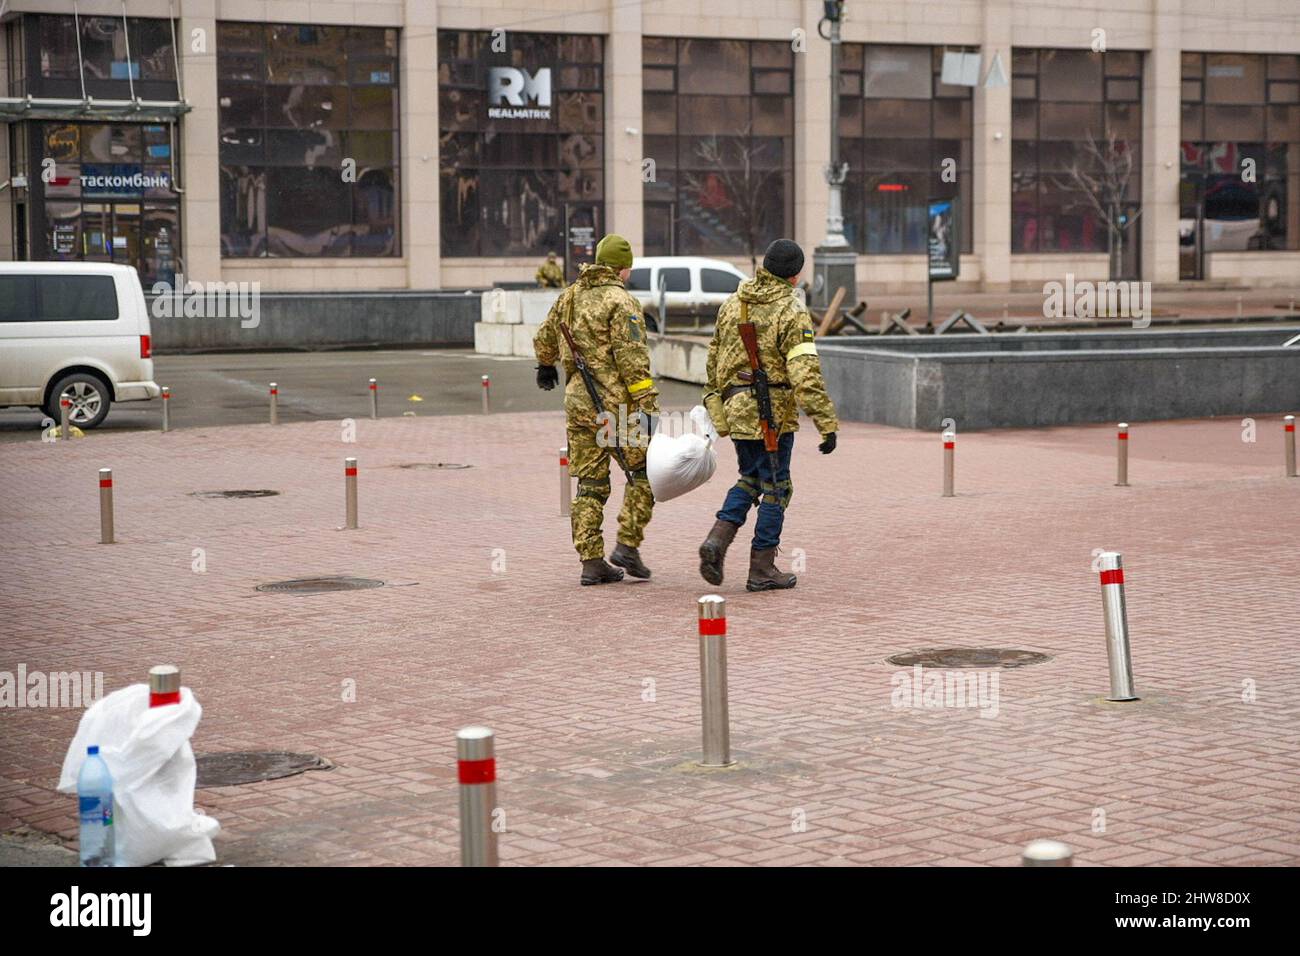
left=595, top=234, right=633, bottom=270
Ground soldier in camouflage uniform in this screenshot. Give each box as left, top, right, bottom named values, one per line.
left=534, top=235, right=659, bottom=585
left=699, top=239, right=839, bottom=591
left=535, top=252, right=564, bottom=288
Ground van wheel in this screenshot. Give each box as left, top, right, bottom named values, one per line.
left=643, top=308, right=660, bottom=334
left=46, top=373, right=111, bottom=430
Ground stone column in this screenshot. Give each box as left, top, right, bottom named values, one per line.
left=605, top=1, right=644, bottom=252
left=973, top=0, right=1012, bottom=292
left=1141, top=0, right=1182, bottom=285
left=179, top=0, right=220, bottom=283
left=402, top=0, right=441, bottom=289
left=795, top=1, right=830, bottom=265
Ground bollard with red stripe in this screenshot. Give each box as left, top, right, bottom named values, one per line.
left=481, top=374, right=491, bottom=414
left=369, top=378, right=379, bottom=420
left=942, top=431, right=955, bottom=497
left=559, top=445, right=571, bottom=517
left=98, top=468, right=114, bottom=544
left=148, top=665, right=181, bottom=708
left=697, top=595, right=734, bottom=767
left=1115, top=423, right=1129, bottom=487
left=344, top=457, right=358, bottom=530
left=161, top=386, right=171, bottom=433
left=60, top=396, right=72, bottom=441
left=456, top=726, right=498, bottom=866
left=269, top=382, right=279, bottom=425
left=1097, top=551, right=1137, bottom=701
left=1286, top=415, right=1296, bottom=478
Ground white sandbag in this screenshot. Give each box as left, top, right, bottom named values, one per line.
left=58, top=684, right=219, bottom=867
left=647, top=405, right=718, bottom=502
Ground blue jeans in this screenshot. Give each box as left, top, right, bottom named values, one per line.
left=717, top=432, right=794, bottom=551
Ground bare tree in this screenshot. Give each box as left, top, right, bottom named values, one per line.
left=681, top=126, right=782, bottom=271
left=1054, top=130, right=1141, bottom=280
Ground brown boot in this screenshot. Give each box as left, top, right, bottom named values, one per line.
left=698, top=519, right=741, bottom=586
left=580, top=558, right=625, bottom=586
left=609, top=542, right=651, bottom=579
left=746, top=547, right=796, bottom=591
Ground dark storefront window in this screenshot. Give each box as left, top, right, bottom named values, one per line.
left=30, top=122, right=181, bottom=288
left=838, top=45, right=973, bottom=255
left=1181, top=53, right=1300, bottom=255
left=1012, top=49, right=1143, bottom=264
left=218, top=22, right=400, bottom=257
left=438, top=30, right=604, bottom=259
left=641, top=37, right=794, bottom=259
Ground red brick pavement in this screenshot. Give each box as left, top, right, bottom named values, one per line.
left=1, top=409, right=1297, bottom=866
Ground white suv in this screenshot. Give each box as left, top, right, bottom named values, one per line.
left=626, top=256, right=748, bottom=331
left=0, top=262, right=161, bottom=429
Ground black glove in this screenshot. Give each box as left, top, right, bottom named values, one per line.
left=818, top=432, right=837, bottom=455
left=536, top=365, right=558, bottom=390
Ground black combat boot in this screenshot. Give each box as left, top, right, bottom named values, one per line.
left=581, top=558, right=625, bottom=586
left=746, top=547, right=796, bottom=591
left=698, top=519, right=741, bottom=586
left=609, top=542, right=651, bottom=579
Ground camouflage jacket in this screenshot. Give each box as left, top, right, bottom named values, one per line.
left=536, top=261, right=564, bottom=288
left=535, top=263, right=659, bottom=429
left=703, top=268, right=839, bottom=440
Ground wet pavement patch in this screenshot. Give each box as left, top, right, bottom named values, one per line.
left=190, top=489, right=280, bottom=499
left=256, top=576, right=385, bottom=595
left=886, top=648, right=1052, bottom=669
left=196, top=751, right=332, bottom=788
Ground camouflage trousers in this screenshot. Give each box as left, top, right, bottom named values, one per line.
left=567, top=422, right=653, bottom=561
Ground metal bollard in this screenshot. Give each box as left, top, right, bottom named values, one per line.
left=456, top=726, right=499, bottom=867
left=60, top=397, right=71, bottom=441
left=269, top=382, right=279, bottom=425
left=1286, top=415, right=1296, bottom=478
left=148, top=665, right=181, bottom=708
left=559, top=446, right=571, bottom=517
left=697, top=595, right=735, bottom=768
left=344, top=457, right=358, bottom=530
left=1115, top=423, right=1129, bottom=487
left=481, top=374, right=490, bottom=414
left=369, top=378, right=378, bottom=420
left=161, top=387, right=171, bottom=433
left=1097, top=551, right=1138, bottom=701
left=1022, top=840, right=1073, bottom=866
left=942, top=431, right=955, bottom=497
left=98, top=468, right=114, bottom=544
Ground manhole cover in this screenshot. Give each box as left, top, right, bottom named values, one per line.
left=256, top=576, right=385, bottom=594
left=195, top=751, right=331, bottom=788
left=189, top=489, right=280, bottom=499
left=886, top=648, right=1052, bottom=669
left=396, top=462, right=473, bottom=470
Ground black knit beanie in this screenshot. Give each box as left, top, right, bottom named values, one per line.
left=762, top=238, right=805, bottom=278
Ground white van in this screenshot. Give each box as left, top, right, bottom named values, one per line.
left=625, top=256, right=748, bottom=331
left=0, top=262, right=160, bottom=429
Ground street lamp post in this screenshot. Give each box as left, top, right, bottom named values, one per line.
left=813, top=0, right=856, bottom=311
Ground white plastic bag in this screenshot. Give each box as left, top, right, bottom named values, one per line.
left=58, top=684, right=219, bottom=867
left=647, top=405, right=719, bottom=502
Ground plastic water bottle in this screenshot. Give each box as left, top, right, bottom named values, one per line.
left=78, top=745, right=115, bottom=867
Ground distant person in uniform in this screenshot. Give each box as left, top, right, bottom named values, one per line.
left=698, top=239, right=839, bottom=591
left=534, top=235, right=659, bottom=586
left=536, top=252, right=564, bottom=288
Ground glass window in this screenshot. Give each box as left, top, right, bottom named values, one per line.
left=220, top=22, right=400, bottom=257
left=863, top=46, right=931, bottom=99
left=0, top=276, right=37, bottom=321
left=1205, top=54, right=1266, bottom=104
left=701, top=268, right=740, bottom=293
left=659, top=267, right=690, bottom=291
left=640, top=38, right=793, bottom=257
left=37, top=275, right=119, bottom=320
left=1038, top=50, right=1103, bottom=101
left=627, top=268, right=650, bottom=291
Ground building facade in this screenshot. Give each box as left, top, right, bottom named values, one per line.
left=2, top=0, right=1299, bottom=294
